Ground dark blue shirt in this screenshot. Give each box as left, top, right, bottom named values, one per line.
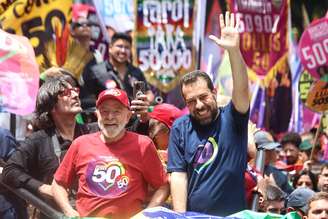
left=167, top=102, right=249, bottom=216
left=0, top=128, right=28, bottom=219
left=0, top=128, right=17, bottom=161
left=264, top=165, right=293, bottom=194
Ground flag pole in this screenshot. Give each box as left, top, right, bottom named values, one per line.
left=309, top=113, right=324, bottom=161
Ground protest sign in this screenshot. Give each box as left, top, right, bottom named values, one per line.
left=299, top=17, right=328, bottom=80
left=0, top=0, right=72, bottom=62
left=93, top=0, right=134, bottom=33
left=0, top=30, right=39, bottom=115
left=305, top=80, right=328, bottom=112
left=134, top=0, right=197, bottom=93
left=298, top=70, right=315, bottom=104
left=229, top=0, right=289, bottom=86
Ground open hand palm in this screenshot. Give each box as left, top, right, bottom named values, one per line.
left=209, top=12, right=240, bottom=51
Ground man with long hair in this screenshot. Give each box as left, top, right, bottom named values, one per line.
left=3, top=73, right=98, bottom=211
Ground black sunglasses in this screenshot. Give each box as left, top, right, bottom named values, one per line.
left=75, top=22, right=92, bottom=28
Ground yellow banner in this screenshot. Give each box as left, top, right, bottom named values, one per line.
left=322, top=113, right=328, bottom=135
left=0, top=0, right=72, bottom=62
left=0, top=0, right=15, bottom=15
left=306, top=80, right=328, bottom=113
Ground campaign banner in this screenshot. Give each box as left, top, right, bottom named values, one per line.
left=299, top=70, right=315, bottom=104
left=93, top=0, right=134, bottom=33
left=305, top=80, right=328, bottom=112
left=72, top=3, right=109, bottom=61
left=201, top=0, right=224, bottom=83
left=264, top=57, right=292, bottom=133
left=0, top=0, right=72, bottom=62
left=0, top=0, right=14, bottom=14
left=63, top=208, right=301, bottom=219
left=132, top=207, right=300, bottom=219
left=134, top=0, right=197, bottom=93
left=0, top=30, right=39, bottom=115
left=229, top=0, right=289, bottom=86
left=299, top=17, right=328, bottom=80
left=87, top=9, right=109, bottom=61
left=322, top=113, right=328, bottom=136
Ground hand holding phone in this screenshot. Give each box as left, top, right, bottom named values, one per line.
left=131, top=81, right=149, bottom=122
left=133, top=81, right=146, bottom=99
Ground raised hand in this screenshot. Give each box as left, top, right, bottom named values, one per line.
left=209, top=11, right=240, bottom=51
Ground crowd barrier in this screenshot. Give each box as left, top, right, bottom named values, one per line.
left=0, top=174, right=66, bottom=219
left=0, top=174, right=301, bottom=219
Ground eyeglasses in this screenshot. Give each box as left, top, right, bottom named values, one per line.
left=75, top=22, right=91, bottom=28
left=59, top=87, right=80, bottom=97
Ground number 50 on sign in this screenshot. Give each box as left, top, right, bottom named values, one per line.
left=299, top=18, right=328, bottom=80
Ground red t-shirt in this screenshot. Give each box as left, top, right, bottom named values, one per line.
left=54, top=131, right=168, bottom=217
left=244, top=164, right=262, bottom=206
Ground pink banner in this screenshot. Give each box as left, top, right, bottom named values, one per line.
left=299, top=17, right=328, bottom=80
left=0, top=30, right=39, bottom=115
left=229, top=0, right=288, bottom=83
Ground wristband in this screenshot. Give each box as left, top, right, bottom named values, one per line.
left=147, top=106, right=154, bottom=112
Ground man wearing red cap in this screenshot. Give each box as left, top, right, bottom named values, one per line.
left=52, top=88, right=169, bottom=218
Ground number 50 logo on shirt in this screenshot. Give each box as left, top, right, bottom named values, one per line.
left=86, top=159, right=129, bottom=197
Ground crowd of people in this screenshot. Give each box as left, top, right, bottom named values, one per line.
left=0, top=12, right=327, bottom=219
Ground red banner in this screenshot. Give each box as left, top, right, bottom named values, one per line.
left=229, top=0, right=289, bottom=85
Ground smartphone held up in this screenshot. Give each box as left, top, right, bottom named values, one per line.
left=133, top=81, right=146, bottom=99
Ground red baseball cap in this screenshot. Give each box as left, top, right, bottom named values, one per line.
left=149, top=104, right=183, bottom=129
left=96, top=88, right=130, bottom=109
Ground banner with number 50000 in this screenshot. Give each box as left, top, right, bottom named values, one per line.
left=133, top=0, right=197, bottom=93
